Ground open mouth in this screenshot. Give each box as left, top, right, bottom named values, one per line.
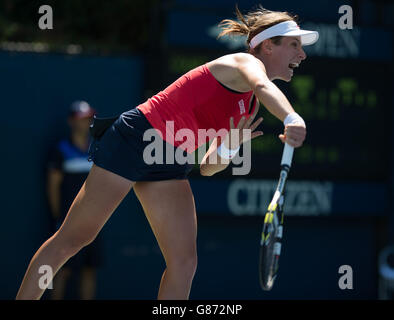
left=288, top=62, right=299, bottom=70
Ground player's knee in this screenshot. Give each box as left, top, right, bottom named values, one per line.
left=168, top=252, right=198, bottom=280
left=56, top=228, right=97, bottom=257
left=70, top=232, right=96, bottom=252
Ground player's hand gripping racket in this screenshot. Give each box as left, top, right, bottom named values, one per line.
left=259, top=143, right=294, bottom=291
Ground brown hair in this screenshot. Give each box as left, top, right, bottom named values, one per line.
left=218, top=5, right=298, bottom=50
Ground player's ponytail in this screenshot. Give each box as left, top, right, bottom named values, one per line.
left=218, top=5, right=298, bottom=50
left=218, top=5, right=251, bottom=38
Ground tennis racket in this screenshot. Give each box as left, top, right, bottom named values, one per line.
left=259, top=143, right=294, bottom=291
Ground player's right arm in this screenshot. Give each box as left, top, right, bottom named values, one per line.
left=235, top=53, right=295, bottom=121
left=235, top=53, right=306, bottom=148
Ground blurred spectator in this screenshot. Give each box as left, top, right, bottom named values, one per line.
left=46, top=100, right=103, bottom=300
left=379, top=245, right=394, bottom=299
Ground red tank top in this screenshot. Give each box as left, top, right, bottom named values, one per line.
left=137, top=64, right=257, bottom=152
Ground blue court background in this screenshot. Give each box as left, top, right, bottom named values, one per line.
left=0, top=0, right=393, bottom=300
left=0, top=51, right=387, bottom=300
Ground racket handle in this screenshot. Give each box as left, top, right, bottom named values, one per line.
left=281, top=143, right=294, bottom=167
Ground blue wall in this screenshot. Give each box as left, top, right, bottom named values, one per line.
left=0, top=51, right=384, bottom=300
left=0, top=51, right=144, bottom=299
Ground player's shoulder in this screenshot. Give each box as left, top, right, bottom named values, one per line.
left=207, top=53, right=261, bottom=74
left=228, top=52, right=264, bottom=65
left=211, top=53, right=265, bottom=73
left=234, top=52, right=266, bottom=69
left=211, top=52, right=257, bottom=64
left=232, top=52, right=258, bottom=62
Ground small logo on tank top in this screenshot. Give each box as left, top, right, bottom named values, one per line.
left=238, top=99, right=246, bottom=115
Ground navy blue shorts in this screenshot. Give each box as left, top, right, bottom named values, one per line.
left=88, top=108, right=195, bottom=181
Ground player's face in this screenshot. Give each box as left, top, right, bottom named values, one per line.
left=270, top=36, right=307, bottom=82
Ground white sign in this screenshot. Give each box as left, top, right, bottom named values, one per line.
left=227, top=179, right=333, bottom=216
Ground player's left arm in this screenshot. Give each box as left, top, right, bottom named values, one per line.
left=200, top=137, right=230, bottom=176
left=200, top=104, right=263, bottom=176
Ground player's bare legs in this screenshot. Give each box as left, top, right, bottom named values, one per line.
left=133, top=179, right=197, bottom=299
left=16, top=165, right=134, bottom=299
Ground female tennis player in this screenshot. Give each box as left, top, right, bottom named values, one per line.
left=16, top=6, right=318, bottom=299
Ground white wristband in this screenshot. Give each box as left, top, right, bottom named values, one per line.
left=284, top=112, right=305, bottom=126
left=217, top=143, right=240, bottom=159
